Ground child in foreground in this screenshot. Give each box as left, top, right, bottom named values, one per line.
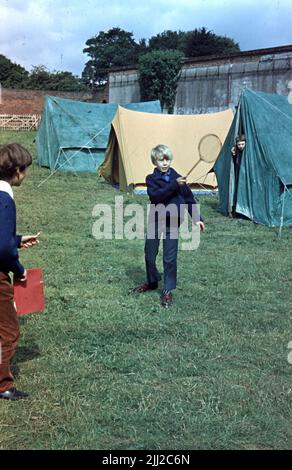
left=131, top=144, right=205, bottom=307
left=0, top=143, right=40, bottom=400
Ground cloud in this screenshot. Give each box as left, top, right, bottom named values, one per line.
left=0, top=0, right=291, bottom=76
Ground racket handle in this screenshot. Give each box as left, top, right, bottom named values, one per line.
left=185, top=160, right=199, bottom=177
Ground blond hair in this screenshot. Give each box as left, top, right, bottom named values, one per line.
left=151, top=145, right=174, bottom=165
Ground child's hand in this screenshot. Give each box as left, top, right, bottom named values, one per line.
left=20, top=232, right=41, bottom=249
left=196, top=221, right=205, bottom=232
left=231, top=146, right=236, bottom=156
left=177, top=176, right=187, bottom=185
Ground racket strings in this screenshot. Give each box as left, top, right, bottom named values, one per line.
left=186, top=134, right=222, bottom=177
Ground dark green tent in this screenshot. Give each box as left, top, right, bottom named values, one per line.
left=36, top=96, right=161, bottom=173
left=214, top=89, right=292, bottom=227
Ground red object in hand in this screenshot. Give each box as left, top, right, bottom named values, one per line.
left=14, top=268, right=45, bottom=316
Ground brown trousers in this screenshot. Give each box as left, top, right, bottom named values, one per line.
left=0, top=272, right=20, bottom=392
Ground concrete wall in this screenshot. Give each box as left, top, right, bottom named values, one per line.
left=109, top=46, right=292, bottom=114
left=109, top=70, right=140, bottom=104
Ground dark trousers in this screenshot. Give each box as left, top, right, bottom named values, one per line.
left=0, top=272, right=20, bottom=392
left=145, top=224, right=179, bottom=291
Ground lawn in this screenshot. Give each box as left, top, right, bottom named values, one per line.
left=0, top=130, right=292, bottom=449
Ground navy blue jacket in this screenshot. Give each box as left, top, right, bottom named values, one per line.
left=0, top=191, right=24, bottom=277
left=146, top=167, right=203, bottom=223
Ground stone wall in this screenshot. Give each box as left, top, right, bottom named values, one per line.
left=108, top=45, right=292, bottom=113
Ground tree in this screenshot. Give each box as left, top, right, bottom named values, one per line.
left=0, top=54, right=86, bottom=92
left=26, top=65, right=86, bottom=91
left=26, top=65, right=51, bottom=89
left=83, top=27, right=142, bottom=88
left=0, top=54, right=29, bottom=88
left=139, top=50, right=183, bottom=114
left=45, top=71, right=86, bottom=91
left=148, top=30, right=186, bottom=53
left=185, top=27, right=240, bottom=57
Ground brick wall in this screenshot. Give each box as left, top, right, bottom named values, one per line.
left=0, top=88, right=94, bottom=114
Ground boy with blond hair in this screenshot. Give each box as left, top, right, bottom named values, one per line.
left=131, top=144, right=205, bottom=307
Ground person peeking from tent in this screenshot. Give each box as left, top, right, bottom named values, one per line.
left=0, top=143, right=40, bottom=401
left=130, top=144, right=205, bottom=308
left=231, top=134, right=246, bottom=216
left=231, top=134, right=246, bottom=157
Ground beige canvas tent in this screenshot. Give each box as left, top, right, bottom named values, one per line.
left=100, top=106, right=233, bottom=191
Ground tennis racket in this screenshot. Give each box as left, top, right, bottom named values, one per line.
left=185, top=133, right=222, bottom=177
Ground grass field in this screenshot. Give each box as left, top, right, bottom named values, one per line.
left=0, top=130, right=292, bottom=450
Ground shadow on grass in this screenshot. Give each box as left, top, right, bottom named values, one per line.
left=14, top=345, right=41, bottom=363
left=11, top=345, right=41, bottom=379
left=125, top=267, right=146, bottom=285
left=204, top=198, right=218, bottom=211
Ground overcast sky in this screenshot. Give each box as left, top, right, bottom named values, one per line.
left=0, top=0, right=291, bottom=76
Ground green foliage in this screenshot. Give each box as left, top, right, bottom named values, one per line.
left=47, top=71, right=86, bottom=91
left=185, top=27, right=240, bottom=57
left=0, top=56, right=86, bottom=91
left=148, top=30, right=187, bottom=53
left=82, top=27, right=141, bottom=88
left=139, top=50, right=183, bottom=113
left=26, top=65, right=51, bottom=89
left=0, top=54, right=29, bottom=88
left=27, top=65, right=86, bottom=91
left=147, top=28, right=239, bottom=58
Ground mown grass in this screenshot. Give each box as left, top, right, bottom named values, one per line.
left=0, top=130, right=292, bottom=449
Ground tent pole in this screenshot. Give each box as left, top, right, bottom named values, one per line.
left=61, top=148, right=79, bottom=176
left=279, top=185, right=286, bottom=238
left=88, top=148, right=96, bottom=165
left=54, top=149, right=61, bottom=173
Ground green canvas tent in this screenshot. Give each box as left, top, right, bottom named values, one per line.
left=214, top=89, right=292, bottom=227
left=36, top=96, right=161, bottom=173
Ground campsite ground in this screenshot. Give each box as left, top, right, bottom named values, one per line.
left=1, top=130, right=292, bottom=450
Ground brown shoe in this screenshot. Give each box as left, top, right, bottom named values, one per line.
left=161, top=290, right=173, bottom=307
left=130, top=282, right=158, bottom=293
